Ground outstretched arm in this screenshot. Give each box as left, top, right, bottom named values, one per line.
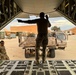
left=17, top=19, right=37, bottom=24
left=18, top=19, right=24, bottom=23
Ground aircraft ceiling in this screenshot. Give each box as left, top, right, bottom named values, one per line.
left=14, top=0, right=63, bottom=18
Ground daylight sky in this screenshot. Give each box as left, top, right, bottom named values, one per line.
left=3, top=17, right=76, bottom=31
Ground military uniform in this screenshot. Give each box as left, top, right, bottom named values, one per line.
left=36, top=34, right=48, bottom=63
left=18, top=12, right=51, bottom=63
left=0, top=42, right=9, bottom=60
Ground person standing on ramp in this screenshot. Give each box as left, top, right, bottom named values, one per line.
left=18, top=12, right=51, bottom=64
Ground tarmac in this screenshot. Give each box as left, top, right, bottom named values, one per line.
left=3, top=35, right=76, bottom=60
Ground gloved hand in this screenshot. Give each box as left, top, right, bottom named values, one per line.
left=17, top=19, right=23, bottom=22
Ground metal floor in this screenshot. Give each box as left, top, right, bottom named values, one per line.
left=0, top=60, right=76, bottom=75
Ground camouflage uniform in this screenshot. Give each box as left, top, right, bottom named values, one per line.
left=36, top=34, right=48, bottom=63
left=0, top=41, right=9, bottom=60
left=18, top=12, right=51, bottom=63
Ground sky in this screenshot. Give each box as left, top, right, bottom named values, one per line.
left=3, top=16, right=76, bottom=31
left=49, top=17, right=76, bottom=30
